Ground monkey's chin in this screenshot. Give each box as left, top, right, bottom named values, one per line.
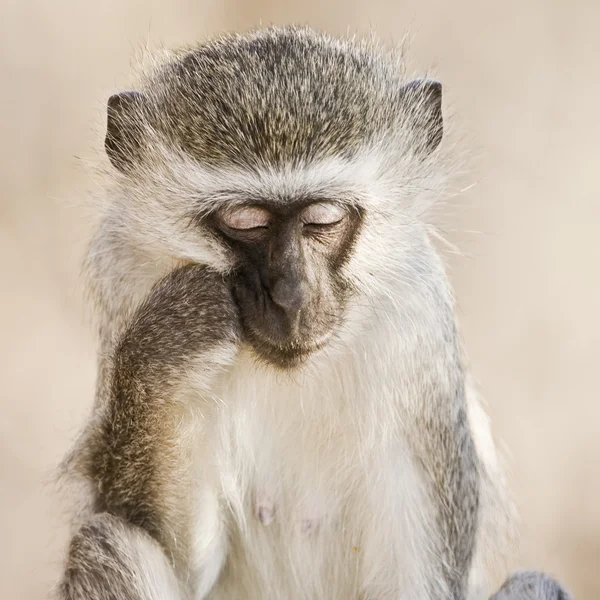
left=247, top=334, right=330, bottom=370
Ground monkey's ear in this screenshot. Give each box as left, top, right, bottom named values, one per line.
left=402, top=79, right=443, bottom=154
left=105, top=91, right=147, bottom=173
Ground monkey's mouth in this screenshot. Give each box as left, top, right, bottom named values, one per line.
left=231, top=280, right=339, bottom=368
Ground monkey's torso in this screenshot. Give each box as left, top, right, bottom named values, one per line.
left=184, top=349, right=440, bottom=600
left=67, top=260, right=495, bottom=600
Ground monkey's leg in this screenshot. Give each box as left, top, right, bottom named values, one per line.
left=490, top=570, right=573, bottom=600
left=57, top=512, right=182, bottom=600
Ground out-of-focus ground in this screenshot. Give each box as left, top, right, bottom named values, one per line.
left=1, top=1, right=598, bottom=598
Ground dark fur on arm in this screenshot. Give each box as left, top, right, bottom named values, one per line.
left=56, top=265, right=239, bottom=599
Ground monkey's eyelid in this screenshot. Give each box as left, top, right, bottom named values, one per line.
left=218, top=206, right=271, bottom=230
left=301, top=202, right=347, bottom=225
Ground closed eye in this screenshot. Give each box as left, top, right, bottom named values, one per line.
left=218, top=205, right=271, bottom=230
left=301, top=202, right=347, bottom=228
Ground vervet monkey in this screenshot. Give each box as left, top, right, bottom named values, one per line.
left=55, top=26, right=572, bottom=600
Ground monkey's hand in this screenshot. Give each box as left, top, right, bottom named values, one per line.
left=114, top=263, right=241, bottom=391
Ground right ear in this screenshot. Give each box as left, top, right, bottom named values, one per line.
left=401, top=79, right=444, bottom=155
left=105, top=91, right=147, bottom=173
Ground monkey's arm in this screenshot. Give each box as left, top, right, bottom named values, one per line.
left=413, top=384, right=571, bottom=600
left=411, top=388, right=480, bottom=600
left=56, top=265, right=240, bottom=600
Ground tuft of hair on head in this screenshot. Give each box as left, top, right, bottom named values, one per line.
left=104, top=27, right=452, bottom=172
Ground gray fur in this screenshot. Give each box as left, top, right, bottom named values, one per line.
left=56, top=513, right=181, bottom=600
left=491, top=570, right=573, bottom=600
left=105, top=26, right=441, bottom=173
left=57, top=265, right=240, bottom=593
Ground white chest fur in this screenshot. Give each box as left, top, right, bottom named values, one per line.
left=188, top=349, right=431, bottom=600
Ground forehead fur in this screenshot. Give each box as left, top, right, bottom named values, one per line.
left=136, top=26, right=412, bottom=169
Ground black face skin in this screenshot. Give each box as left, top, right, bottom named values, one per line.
left=206, top=199, right=364, bottom=369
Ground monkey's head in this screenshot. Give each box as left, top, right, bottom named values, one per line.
left=103, top=26, right=447, bottom=369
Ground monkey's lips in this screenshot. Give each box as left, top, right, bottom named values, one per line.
left=231, top=281, right=338, bottom=368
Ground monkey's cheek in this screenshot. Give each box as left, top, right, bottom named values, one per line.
left=230, top=283, right=259, bottom=334
left=230, top=280, right=247, bottom=309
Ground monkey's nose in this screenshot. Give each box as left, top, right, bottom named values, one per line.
left=269, top=278, right=309, bottom=313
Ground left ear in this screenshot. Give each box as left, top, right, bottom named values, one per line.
left=105, top=90, right=148, bottom=174
left=402, top=79, right=443, bottom=154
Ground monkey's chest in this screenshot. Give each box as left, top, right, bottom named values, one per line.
left=197, top=393, right=366, bottom=599
left=207, top=463, right=364, bottom=600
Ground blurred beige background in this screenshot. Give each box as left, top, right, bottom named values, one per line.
left=1, top=0, right=598, bottom=598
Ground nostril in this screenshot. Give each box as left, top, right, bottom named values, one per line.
left=270, top=278, right=308, bottom=312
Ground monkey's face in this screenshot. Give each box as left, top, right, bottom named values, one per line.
left=208, top=200, right=363, bottom=368
left=101, top=29, right=446, bottom=371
